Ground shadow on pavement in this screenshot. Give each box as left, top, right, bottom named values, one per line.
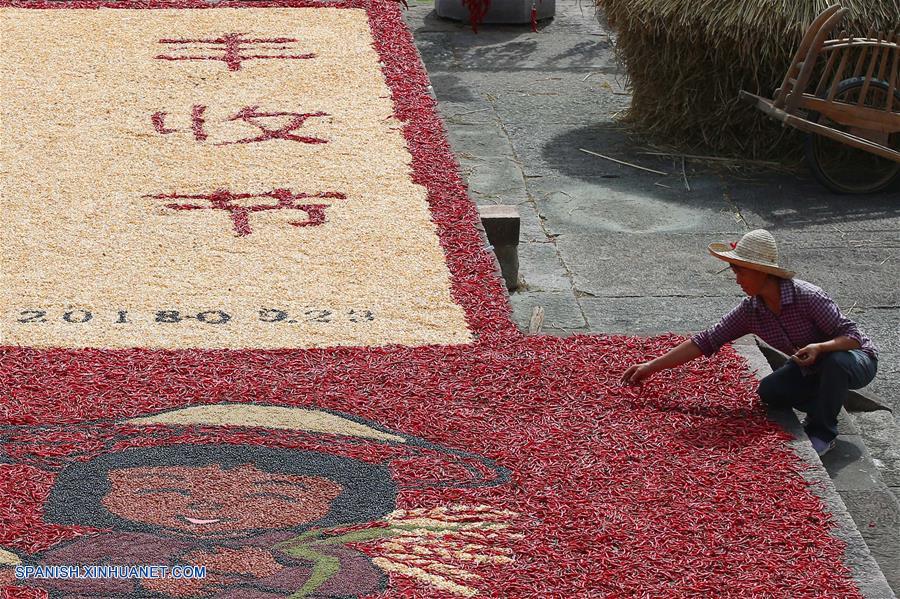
left=540, top=122, right=900, bottom=229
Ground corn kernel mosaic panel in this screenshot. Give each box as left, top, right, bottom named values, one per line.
left=1, top=6, right=474, bottom=349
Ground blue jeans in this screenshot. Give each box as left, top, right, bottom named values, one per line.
left=757, top=350, right=877, bottom=442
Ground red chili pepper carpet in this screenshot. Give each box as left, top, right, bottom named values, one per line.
left=0, top=1, right=862, bottom=597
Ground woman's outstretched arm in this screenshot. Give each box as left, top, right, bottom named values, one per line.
left=621, top=340, right=704, bottom=385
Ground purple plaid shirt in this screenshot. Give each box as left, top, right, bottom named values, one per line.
left=692, top=278, right=878, bottom=360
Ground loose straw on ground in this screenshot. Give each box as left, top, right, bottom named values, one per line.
left=639, top=152, right=782, bottom=168
left=578, top=148, right=668, bottom=176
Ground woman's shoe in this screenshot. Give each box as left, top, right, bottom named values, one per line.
left=809, top=435, right=836, bottom=457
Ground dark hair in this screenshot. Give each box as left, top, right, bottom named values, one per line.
left=45, top=444, right=396, bottom=535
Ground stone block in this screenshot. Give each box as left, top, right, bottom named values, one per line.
left=479, top=204, right=520, bottom=290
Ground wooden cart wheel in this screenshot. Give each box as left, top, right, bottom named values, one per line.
left=804, top=77, right=900, bottom=194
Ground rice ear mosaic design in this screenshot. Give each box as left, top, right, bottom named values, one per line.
left=0, top=0, right=868, bottom=597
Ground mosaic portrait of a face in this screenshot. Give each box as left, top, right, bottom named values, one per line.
left=0, top=405, right=514, bottom=598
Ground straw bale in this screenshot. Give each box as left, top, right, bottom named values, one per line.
left=597, top=0, right=899, bottom=158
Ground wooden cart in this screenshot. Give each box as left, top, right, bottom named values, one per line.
left=740, top=5, right=899, bottom=194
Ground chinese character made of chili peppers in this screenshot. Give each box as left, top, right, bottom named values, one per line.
left=156, top=32, right=315, bottom=71
left=152, top=106, right=329, bottom=145
left=147, top=189, right=347, bottom=237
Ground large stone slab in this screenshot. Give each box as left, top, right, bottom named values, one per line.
left=552, top=232, right=749, bottom=296
left=519, top=206, right=552, bottom=243
left=505, top=121, right=657, bottom=178
left=426, top=71, right=485, bottom=102
left=436, top=99, right=497, bottom=123
left=517, top=240, right=573, bottom=292
left=407, top=30, right=457, bottom=64
left=507, top=289, right=585, bottom=330
left=448, top=33, right=614, bottom=71
left=553, top=231, right=900, bottom=306
left=462, top=157, right=529, bottom=204
left=443, top=120, right=518, bottom=157
left=525, top=175, right=742, bottom=234
left=486, top=75, right=629, bottom=125
left=579, top=295, right=745, bottom=335
left=427, top=68, right=629, bottom=125
left=733, top=186, right=900, bottom=233
left=856, top=352, right=900, bottom=426
left=827, top=434, right=889, bottom=492
left=854, top=411, right=900, bottom=488
left=779, top=240, right=900, bottom=307
left=854, top=310, right=900, bottom=356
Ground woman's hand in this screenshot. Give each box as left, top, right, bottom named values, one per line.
left=621, top=340, right=704, bottom=386
left=621, top=362, right=656, bottom=386
left=791, top=343, right=822, bottom=367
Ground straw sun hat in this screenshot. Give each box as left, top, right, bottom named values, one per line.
left=708, top=229, right=795, bottom=279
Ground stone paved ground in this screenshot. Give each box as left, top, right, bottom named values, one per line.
left=404, top=0, right=900, bottom=592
